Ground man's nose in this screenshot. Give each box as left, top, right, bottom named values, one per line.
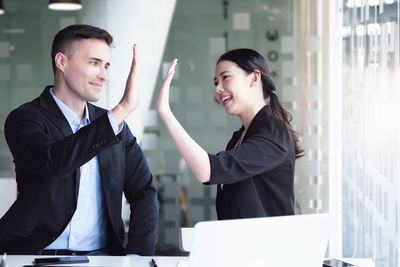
left=98, top=67, right=107, bottom=81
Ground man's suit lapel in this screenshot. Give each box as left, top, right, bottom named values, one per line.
left=88, top=103, right=111, bottom=205
left=39, top=86, right=81, bottom=199
left=98, top=151, right=111, bottom=205
left=39, top=86, right=74, bottom=138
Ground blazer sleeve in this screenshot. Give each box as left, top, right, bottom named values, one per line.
left=122, top=125, right=159, bottom=256
left=207, top=130, right=291, bottom=185
left=4, top=107, right=118, bottom=178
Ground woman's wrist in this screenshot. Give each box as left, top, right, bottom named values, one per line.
left=157, top=107, right=173, bottom=120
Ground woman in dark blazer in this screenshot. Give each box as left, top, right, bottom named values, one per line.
left=156, top=48, right=304, bottom=219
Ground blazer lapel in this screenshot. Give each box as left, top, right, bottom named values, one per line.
left=38, top=86, right=74, bottom=138
left=39, top=86, right=81, bottom=200
left=97, top=150, right=111, bottom=206
left=225, top=105, right=270, bottom=150
left=88, top=103, right=111, bottom=205
left=226, top=126, right=244, bottom=150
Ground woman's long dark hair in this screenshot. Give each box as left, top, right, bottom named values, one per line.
left=217, top=48, right=305, bottom=158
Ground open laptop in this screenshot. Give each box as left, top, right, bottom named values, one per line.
left=186, top=213, right=333, bottom=267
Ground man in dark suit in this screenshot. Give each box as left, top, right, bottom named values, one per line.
left=0, top=24, right=158, bottom=256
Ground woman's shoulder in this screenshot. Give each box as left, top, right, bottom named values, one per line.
left=249, top=106, right=289, bottom=136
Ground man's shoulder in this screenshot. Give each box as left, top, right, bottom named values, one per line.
left=7, top=96, right=42, bottom=118
left=87, top=102, right=108, bottom=118
left=5, top=87, right=57, bottom=125
left=9, top=86, right=52, bottom=113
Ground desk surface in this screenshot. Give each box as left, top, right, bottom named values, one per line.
left=6, top=255, right=185, bottom=267
left=6, top=255, right=375, bottom=267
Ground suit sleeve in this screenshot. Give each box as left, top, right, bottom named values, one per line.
left=122, top=126, right=159, bottom=256
left=4, top=107, right=118, bottom=178
left=207, top=130, right=291, bottom=185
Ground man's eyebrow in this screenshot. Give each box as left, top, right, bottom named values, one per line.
left=90, top=57, right=110, bottom=67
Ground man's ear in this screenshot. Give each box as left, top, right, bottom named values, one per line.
left=250, top=70, right=261, bottom=87
left=54, top=52, right=67, bottom=73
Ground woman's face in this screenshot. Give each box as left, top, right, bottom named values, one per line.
left=214, top=60, right=253, bottom=115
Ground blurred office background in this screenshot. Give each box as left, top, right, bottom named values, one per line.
left=0, top=0, right=399, bottom=266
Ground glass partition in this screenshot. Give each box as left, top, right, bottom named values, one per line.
left=341, top=1, right=400, bottom=266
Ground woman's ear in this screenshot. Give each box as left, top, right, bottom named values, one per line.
left=54, top=52, right=67, bottom=73
left=250, top=70, right=261, bottom=87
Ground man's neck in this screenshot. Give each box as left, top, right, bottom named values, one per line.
left=53, top=83, right=86, bottom=120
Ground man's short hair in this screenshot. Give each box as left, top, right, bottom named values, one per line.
left=51, top=24, right=113, bottom=74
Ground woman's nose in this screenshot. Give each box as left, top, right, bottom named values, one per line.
left=215, top=83, right=223, bottom=94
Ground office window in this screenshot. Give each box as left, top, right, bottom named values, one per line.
left=341, top=1, right=400, bottom=266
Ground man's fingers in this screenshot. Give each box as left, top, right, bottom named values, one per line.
left=129, top=44, right=137, bottom=72
left=132, top=44, right=137, bottom=58
left=133, top=44, right=137, bottom=61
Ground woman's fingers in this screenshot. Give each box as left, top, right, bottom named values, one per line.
left=157, top=59, right=178, bottom=113
left=161, top=59, right=178, bottom=90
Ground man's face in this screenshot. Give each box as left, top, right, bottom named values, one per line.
left=61, top=38, right=110, bottom=103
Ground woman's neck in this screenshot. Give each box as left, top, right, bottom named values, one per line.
left=239, top=100, right=266, bottom=130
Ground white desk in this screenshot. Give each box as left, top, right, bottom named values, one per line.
left=6, top=255, right=375, bottom=267
left=6, top=255, right=186, bottom=267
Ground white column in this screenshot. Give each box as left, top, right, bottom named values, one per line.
left=82, top=0, right=177, bottom=141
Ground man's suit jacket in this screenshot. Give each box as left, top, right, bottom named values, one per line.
left=0, top=86, right=159, bottom=255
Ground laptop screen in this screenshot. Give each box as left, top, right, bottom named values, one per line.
left=188, top=213, right=333, bottom=267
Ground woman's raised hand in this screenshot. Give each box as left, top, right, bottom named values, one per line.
left=155, top=58, right=211, bottom=182
left=156, top=58, right=178, bottom=116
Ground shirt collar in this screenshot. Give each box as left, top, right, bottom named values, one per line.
left=50, top=87, right=90, bottom=132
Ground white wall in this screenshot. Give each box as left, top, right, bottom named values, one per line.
left=82, top=0, right=177, bottom=141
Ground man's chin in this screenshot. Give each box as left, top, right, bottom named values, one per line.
left=87, top=95, right=101, bottom=103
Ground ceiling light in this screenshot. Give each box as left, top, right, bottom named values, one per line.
left=48, top=0, right=82, bottom=11
left=0, top=0, right=5, bottom=15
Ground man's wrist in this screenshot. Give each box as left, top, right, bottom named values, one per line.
left=112, top=104, right=130, bottom=125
